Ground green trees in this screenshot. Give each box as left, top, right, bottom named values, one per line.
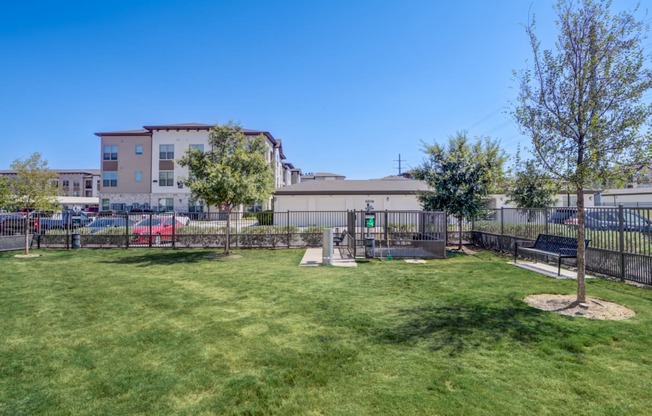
left=513, top=0, right=652, bottom=303
left=178, top=122, right=275, bottom=254
left=506, top=157, right=558, bottom=212
left=8, top=153, right=59, bottom=254
left=413, top=132, right=506, bottom=250
left=0, top=176, right=10, bottom=210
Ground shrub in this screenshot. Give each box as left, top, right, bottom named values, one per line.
left=301, top=226, right=325, bottom=247
left=238, top=226, right=298, bottom=248
left=256, top=210, right=274, bottom=225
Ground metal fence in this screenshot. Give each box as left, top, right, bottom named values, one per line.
left=5, top=206, right=651, bottom=284
left=1, top=210, right=445, bottom=258
left=471, top=206, right=652, bottom=285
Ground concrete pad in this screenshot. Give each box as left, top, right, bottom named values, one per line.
left=404, top=259, right=427, bottom=264
left=299, top=247, right=357, bottom=267
left=510, top=261, right=597, bottom=280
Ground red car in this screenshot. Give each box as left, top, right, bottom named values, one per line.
left=131, top=216, right=185, bottom=245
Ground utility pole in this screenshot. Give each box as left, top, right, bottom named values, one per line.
left=394, top=154, right=406, bottom=175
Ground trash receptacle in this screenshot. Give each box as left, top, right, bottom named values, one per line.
left=365, top=237, right=375, bottom=258
left=71, top=233, right=81, bottom=249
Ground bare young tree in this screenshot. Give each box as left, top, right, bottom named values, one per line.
left=514, top=0, right=652, bottom=302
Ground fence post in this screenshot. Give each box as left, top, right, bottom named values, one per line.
left=500, top=207, right=504, bottom=238
left=287, top=211, right=291, bottom=248
left=125, top=212, right=129, bottom=249
left=384, top=210, right=388, bottom=242
left=66, top=214, right=70, bottom=250
left=619, top=204, right=625, bottom=282
left=544, top=207, right=549, bottom=235
left=444, top=211, right=449, bottom=247
left=172, top=212, right=176, bottom=249
left=148, top=212, right=153, bottom=249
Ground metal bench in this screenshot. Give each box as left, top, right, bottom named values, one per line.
left=514, top=234, right=589, bottom=276
left=333, top=231, right=349, bottom=246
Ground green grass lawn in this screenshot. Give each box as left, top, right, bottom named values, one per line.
left=2, top=248, right=652, bottom=415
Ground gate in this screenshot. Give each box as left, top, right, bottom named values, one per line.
left=346, top=210, right=446, bottom=258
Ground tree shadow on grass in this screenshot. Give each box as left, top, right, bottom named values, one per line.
left=375, top=300, right=576, bottom=356
left=100, top=250, right=217, bottom=267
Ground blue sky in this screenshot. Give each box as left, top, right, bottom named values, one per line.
left=0, top=0, right=647, bottom=179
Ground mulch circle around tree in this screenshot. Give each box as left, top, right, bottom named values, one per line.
left=524, top=294, right=635, bottom=320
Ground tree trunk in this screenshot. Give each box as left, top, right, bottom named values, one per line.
left=457, top=217, right=463, bottom=251
left=576, top=187, right=586, bottom=303
left=225, top=207, right=232, bottom=255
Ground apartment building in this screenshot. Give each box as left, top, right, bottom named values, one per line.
left=0, top=169, right=100, bottom=198
left=94, top=122, right=299, bottom=212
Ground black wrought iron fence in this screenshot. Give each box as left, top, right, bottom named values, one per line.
left=29, top=210, right=446, bottom=257
left=471, top=206, right=652, bottom=284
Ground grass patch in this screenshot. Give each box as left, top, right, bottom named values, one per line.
left=2, top=249, right=652, bottom=415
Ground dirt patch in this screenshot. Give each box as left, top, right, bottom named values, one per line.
left=14, top=253, right=41, bottom=258
left=204, top=253, right=242, bottom=259
left=524, top=294, right=635, bottom=320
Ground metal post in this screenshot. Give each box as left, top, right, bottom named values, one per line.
left=619, top=204, right=625, bottom=281
left=384, top=210, right=388, bottom=242
left=322, top=228, right=334, bottom=265
left=148, top=213, right=152, bottom=249
left=500, top=207, right=504, bottom=236
left=125, top=212, right=129, bottom=249
left=285, top=210, right=292, bottom=248
left=172, top=212, right=176, bottom=249
left=287, top=211, right=291, bottom=248
left=544, top=207, right=549, bottom=235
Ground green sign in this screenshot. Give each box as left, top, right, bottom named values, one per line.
left=365, top=214, right=375, bottom=228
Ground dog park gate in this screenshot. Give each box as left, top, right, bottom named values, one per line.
left=345, top=210, right=447, bottom=259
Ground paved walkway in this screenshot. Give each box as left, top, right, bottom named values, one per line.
left=510, top=261, right=597, bottom=280
left=299, top=247, right=357, bottom=267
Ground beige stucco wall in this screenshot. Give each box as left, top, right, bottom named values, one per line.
left=100, top=135, right=152, bottom=194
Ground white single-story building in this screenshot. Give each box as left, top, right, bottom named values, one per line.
left=599, top=188, right=652, bottom=207
left=273, top=176, right=428, bottom=212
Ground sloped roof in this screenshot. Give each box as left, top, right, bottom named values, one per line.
left=274, top=177, right=429, bottom=196
left=0, top=169, right=100, bottom=176
left=93, top=129, right=150, bottom=137
left=95, top=123, right=278, bottom=145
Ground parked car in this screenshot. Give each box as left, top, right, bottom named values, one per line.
left=0, top=214, right=26, bottom=235
left=564, top=209, right=652, bottom=232
left=82, top=217, right=136, bottom=234
left=36, top=210, right=92, bottom=232
left=548, top=208, right=578, bottom=224
left=131, top=216, right=186, bottom=245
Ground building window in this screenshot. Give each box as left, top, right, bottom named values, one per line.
left=62, top=180, right=70, bottom=188
left=103, top=145, right=118, bottom=160
left=159, top=171, right=174, bottom=187
left=188, top=198, right=204, bottom=213
left=85, top=191, right=92, bottom=197
left=159, top=144, right=174, bottom=160
left=190, top=144, right=204, bottom=152
left=135, top=145, right=143, bottom=155
left=52, top=179, right=59, bottom=187
left=135, top=171, right=142, bottom=183
left=158, top=198, right=174, bottom=212
left=562, top=195, right=578, bottom=207
left=101, top=199, right=110, bottom=210
left=103, top=172, right=118, bottom=187
left=73, top=180, right=80, bottom=188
